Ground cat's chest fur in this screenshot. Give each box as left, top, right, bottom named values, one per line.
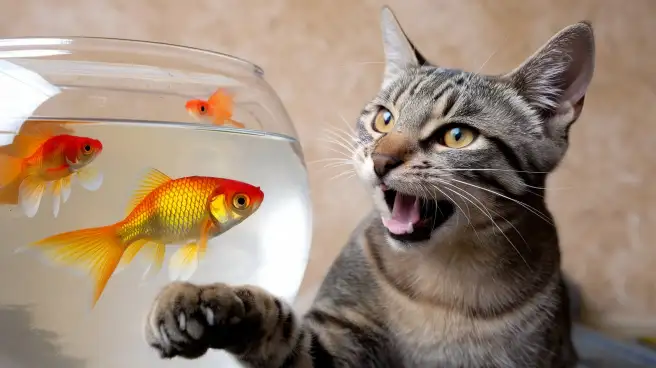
left=380, top=277, right=558, bottom=368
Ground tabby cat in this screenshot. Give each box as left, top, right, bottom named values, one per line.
left=144, top=6, right=595, bottom=368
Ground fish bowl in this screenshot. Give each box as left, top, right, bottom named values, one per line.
left=0, top=37, right=312, bottom=367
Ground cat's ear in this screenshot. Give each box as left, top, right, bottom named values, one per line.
left=380, top=6, right=427, bottom=87
left=504, top=21, right=595, bottom=139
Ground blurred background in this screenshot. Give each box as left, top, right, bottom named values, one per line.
left=2, top=0, right=654, bottom=340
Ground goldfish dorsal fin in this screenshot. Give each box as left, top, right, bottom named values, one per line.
left=125, top=168, right=172, bottom=215
left=208, top=88, right=233, bottom=109
left=10, top=132, right=52, bottom=158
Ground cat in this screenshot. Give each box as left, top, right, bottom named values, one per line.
left=143, top=5, right=595, bottom=368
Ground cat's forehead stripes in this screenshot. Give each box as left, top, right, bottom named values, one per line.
left=381, top=67, right=475, bottom=136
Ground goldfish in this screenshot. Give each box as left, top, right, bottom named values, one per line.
left=28, top=168, right=264, bottom=307
left=185, top=88, right=246, bottom=128
left=0, top=130, right=103, bottom=218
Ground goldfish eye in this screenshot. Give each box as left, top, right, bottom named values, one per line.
left=232, top=194, right=250, bottom=209
left=199, top=105, right=207, bottom=113
left=82, top=144, right=92, bottom=155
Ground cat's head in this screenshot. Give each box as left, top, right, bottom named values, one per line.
left=353, top=7, right=595, bottom=248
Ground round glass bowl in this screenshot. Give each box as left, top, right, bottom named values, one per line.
left=0, top=37, right=311, bottom=367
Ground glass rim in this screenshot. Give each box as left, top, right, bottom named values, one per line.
left=0, top=35, right=264, bottom=75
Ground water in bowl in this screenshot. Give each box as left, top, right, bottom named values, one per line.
left=0, top=118, right=312, bottom=367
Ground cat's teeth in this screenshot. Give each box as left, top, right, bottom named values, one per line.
left=407, top=223, right=414, bottom=234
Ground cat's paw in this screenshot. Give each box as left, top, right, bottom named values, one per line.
left=144, top=281, right=246, bottom=359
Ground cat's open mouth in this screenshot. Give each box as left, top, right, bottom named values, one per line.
left=381, top=188, right=454, bottom=242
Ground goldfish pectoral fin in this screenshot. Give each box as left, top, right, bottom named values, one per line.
left=187, top=110, right=201, bottom=121
left=30, top=224, right=125, bottom=308
left=51, top=180, right=63, bottom=218
left=18, top=176, right=46, bottom=218
left=142, top=242, right=165, bottom=280
left=125, top=168, right=172, bottom=216
left=52, top=191, right=60, bottom=218
left=168, top=243, right=199, bottom=281
left=226, top=119, right=245, bottom=129
left=116, top=239, right=149, bottom=273
left=61, top=176, right=72, bottom=203
left=76, top=166, right=103, bottom=192
left=198, top=219, right=216, bottom=260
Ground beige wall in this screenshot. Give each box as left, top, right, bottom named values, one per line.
left=3, top=0, right=655, bottom=338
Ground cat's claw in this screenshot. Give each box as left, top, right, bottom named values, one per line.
left=144, top=281, right=246, bottom=359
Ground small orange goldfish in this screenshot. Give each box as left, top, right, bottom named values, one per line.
left=0, top=131, right=103, bottom=218
left=185, top=88, right=246, bottom=128
left=29, top=168, right=264, bottom=307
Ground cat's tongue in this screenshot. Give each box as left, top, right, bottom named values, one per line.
left=382, top=193, right=421, bottom=235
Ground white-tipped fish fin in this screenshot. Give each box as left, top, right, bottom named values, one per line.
left=76, top=165, right=103, bottom=191
left=18, top=175, right=46, bottom=218
left=51, top=180, right=61, bottom=218
left=142, top=242, right=166, bottom=280
left=61, top=176, right=72, bottom=203
left=125, top=168, right=172, bottom=216
left=116, top=239, right=150, bottom=273
left=168, top=242, right=199, bottom=281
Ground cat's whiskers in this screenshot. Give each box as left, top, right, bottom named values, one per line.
left=437, top=168, right=574, bottom=191
left=423, top=181, right=481, bottom=240
left=431, top=180, right=530, bottom=269
left=434, top=179, right=529, bottom=248
left=445, top=177, right=554, bottom=226
left=423, top=181, right=471, bottom=230
left=439, top=167, right=549, bottom=174
left=324, top=126, right=358, bottom=149
left=307, top=157, right=354, bottom=167
left=321, top=132, right=356, bottom=156
left=414, top=181, right=452, bottom=229
left=315, top=127, right=361, bottom=181
left=337, top=113, right=358, bottom=136
left=329, top=169, right=357, bottom=182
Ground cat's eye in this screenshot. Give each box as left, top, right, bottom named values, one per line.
left=372, top=108, right=395, bottom=133
left=441, top=126, right=477, bottom=149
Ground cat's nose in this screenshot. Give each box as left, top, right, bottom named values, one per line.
left=372, top=153, right=403, bottom=178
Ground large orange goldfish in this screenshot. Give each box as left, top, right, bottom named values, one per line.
left=185, top=88, right=246, bottom=128
left=0, top=131, right=103, bottom=218
left=29, top=169, right=264, bottom=307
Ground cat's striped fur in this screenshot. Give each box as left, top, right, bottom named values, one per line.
left=145, top=6, right=595, bottom=368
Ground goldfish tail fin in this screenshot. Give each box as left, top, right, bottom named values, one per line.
left=18, top=175, right=47, bottom=218
left=30, top=224, right=125, bottom=307
left=0, top=154, right=24, bottom=187
left=168, top=242, right=199, bottom=281
left=125, top=168, right=172, bottom=216
left=0, top=176, right=24, bottom=206
left=75, top=165, right=103, bottom=192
